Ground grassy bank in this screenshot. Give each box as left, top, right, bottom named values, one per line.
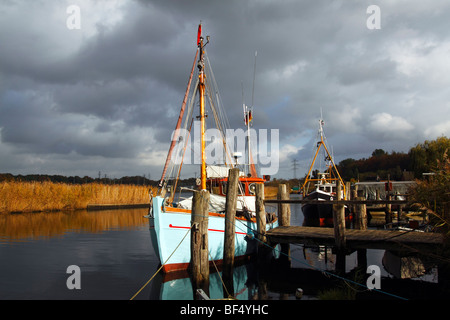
left=0, top=181, right=157, bottom=214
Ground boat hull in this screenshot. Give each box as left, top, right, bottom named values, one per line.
left=301, top=191, right=351, bottom=227
left=150, top=196, right=278, bottom=273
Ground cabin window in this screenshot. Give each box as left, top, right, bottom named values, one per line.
left=248, top=183, right=256, bottom=195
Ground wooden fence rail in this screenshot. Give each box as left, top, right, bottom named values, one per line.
left=264, top=199, right=408, bottom=205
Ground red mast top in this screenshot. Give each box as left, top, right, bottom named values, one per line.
left=197, top=23, right=202, bottom=46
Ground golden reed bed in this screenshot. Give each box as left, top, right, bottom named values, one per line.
left=0, top=181, right=157, bottom=214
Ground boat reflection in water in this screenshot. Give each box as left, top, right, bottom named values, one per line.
left=148, top=260, right=258, bottom=300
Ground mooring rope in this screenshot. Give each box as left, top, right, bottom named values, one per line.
left=208, top=251, right=235, bottom=299
left=129, top=222, right=195, bottom=300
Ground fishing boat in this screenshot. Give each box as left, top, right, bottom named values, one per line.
left=300, top=116, right=352, bottom=227
left=149, top=23, right=278, bottom=273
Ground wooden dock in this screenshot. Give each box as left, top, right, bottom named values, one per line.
left=264, top=199, right=408, bottom=205
left=262, top=184, right=445, bottom=254
left=266, top=226, right=444, bottom=252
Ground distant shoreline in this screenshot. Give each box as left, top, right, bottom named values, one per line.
left=86, top=203, right=150, bottom=211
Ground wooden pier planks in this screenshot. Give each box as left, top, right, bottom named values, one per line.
left=266, top=226, right=444, bottom=252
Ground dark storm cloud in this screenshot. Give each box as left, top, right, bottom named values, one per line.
left=1, top=0, right=450, bottom=178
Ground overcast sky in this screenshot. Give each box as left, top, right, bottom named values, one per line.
left=1, top=0, right=450, bottom=180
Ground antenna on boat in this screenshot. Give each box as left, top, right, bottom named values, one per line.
left=239, top=51, right=258, bottom=177
left=251, top=51, right=257, bottom=109
left=318, top=107, right=325, bottom=141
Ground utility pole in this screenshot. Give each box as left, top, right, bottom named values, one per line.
left=292, top=159, right=299, bottom=179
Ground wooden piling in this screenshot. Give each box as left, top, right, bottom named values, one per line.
left=333, top=183, right=346, bottom=274
left=223, top=168, right=239, bottom=283
left=333, top=183, right=346, bottom=249
left=355, top=196, right=368, bottom=269
left=190, top=189, right=210, bottom=293
left=385, top=194, right=393, bottom=224
left=345, top=182, right=351, bottom=201
left=398, top=204, right=403, bottom=226
left=385, top=176, right=392, bottom=224
left=255, top=183, right=266, bottom=244
left=277, top=184, right=291, bottom=266
left=351, top=186, right=358, bottom=216
left=277, top=184, right=290, bottom=226
left=355, top=196, right=367, bottom=231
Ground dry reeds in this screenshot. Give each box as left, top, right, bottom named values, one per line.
left=0, top=181, right=156, bottom=214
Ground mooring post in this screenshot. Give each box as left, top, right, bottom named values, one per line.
left=333, top=183, right=346, bottom=274
left=385, top=194, right=393, bottom=225
left=345, top=182, right=351, bottom=202
left=191, top=189, right=210, bottom=296
left=255, top=183, right=272, bottom=264
left=351, top=186, right=358, bottom=220
left=355, top=196, right=367, bottom=269
left=397, top=204, right=403, bottom=227
left=333, top=183, right=346, bottom=249
left=355, top=196, right=368, bottom=230
left=223, top=168, right=239, bottom=297
left=278, top=184, right=290, bottom=226
left=277, top=184, right=291, bottom=266
left=385, top=176, right=392, bottom=225
left=255, top=183, right=266, bottom=245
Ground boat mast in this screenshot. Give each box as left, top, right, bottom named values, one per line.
left=301, top=118, right=324, bottom=193
left=197, top=23, right=209, bottom=190
left=301, top=116, right=346, bottom=198
left=244, top=51, right=258, bottom=177
left=246, top=104, right=251, bottom=175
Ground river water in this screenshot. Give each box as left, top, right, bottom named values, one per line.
left=0, top=200, right=444, bottom=300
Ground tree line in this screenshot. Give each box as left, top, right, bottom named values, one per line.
left=336, top=136, right=450, bottom=181
left=0, top=172, right=202, bottom=189
left=267, top=136, right=449, bottom=188
left=1, top=136, right=448, bottom=186
left=0, top=173, right=157, bottom=186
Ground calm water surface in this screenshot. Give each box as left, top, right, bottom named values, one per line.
left=0, top=201, right=442, bottom=300
left=0, top=208, right=158, bottom=300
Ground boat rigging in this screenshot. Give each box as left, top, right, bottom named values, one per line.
left=301, top=115, right=351, bottom=227
left=301, top=115, right=346, bottom=199
left=149, top=23, right=278, bottom=273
